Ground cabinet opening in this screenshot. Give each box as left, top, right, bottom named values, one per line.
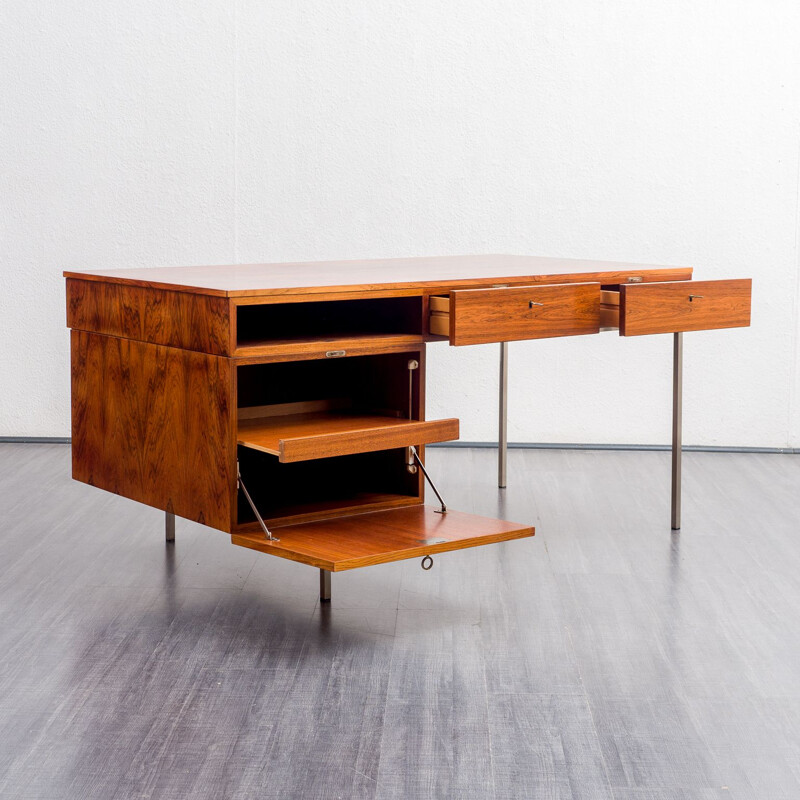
left=234, top=351, right=438, bottom=528
left=236, top=446, right=420, bottom=529
left=237, top=351, right=423, bottom=422
left=236, top=296, right=423, bottom=351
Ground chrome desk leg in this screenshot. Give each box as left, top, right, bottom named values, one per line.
left=499, top=341, right=508, bottom=489
left=671, top=332, right=682, bottom=530
left=165, top=511, right=175, bottom=542
left=320, top=569, right=331, bottom=603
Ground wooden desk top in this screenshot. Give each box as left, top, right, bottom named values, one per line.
left=64, top=254, right=692, bottom=298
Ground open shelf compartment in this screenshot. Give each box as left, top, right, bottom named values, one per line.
left=236, top=445, right=422, bottom=529
left=236, top=296, right=424, bottom=354
left=231, top=505, right=534, bottom=571
left=234, top=350, right=458, bottom=529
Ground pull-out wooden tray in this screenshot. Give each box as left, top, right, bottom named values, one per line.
left=238, top=413, right=459, bottom=462
left=231, top=505, right=534, bottom=571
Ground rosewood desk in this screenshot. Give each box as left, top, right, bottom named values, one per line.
left=64, top=255, right=752, bottom=602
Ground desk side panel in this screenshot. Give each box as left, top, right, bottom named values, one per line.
left=71, top=331, right=234, bottom=531
left=67, top=278, right=232, bottom=355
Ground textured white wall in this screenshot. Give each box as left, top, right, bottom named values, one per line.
left=1, top=1, right=799, bottom=446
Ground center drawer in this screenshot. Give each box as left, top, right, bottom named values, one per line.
left=429, top=282, right=601, bottom=345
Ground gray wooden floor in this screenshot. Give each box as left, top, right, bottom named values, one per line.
left=1, top=443, right=800, bottom=799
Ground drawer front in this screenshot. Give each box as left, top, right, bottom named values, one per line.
left=445, top=283, right=601, bottom=346
left=620, top=279, right=752, bottom=336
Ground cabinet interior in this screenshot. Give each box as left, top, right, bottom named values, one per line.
left=235, top=351, right=425, bottom=529
left=236, top=296, right=423, bottom=351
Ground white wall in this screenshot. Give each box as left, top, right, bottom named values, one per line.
left=2, top=0, right=799, bottom=446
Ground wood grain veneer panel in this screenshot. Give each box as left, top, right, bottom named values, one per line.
left=237, top=413, right=459, bottom=462
left=620, top=279, right=752, bottom=336
left=71, top=331, right=234, bottom=531
left=233, top=333, right=425, bottom=359
left=231, top=505, right=534, bottom=571
left=63, top=254, right=692, bottom=297
left=449, top=282, right=600, bottom=346
left=234, top=495, right=424, bottom=532
left=67, top=278, right=231, bottom=355
left=233, top=340, right=422, bottom=366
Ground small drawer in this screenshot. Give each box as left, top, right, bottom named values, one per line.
left=429, top=283, right=601, bottom=346
left=429, top=295, right=451, bottom=337
left=600, top=290, right=620, bottom=330
left=620, top=279, right=752, bottom=336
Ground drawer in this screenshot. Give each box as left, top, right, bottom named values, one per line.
left=620, top=279, right=752, bottom=336
left=429, top=294, right=451, bottom=336
left=429, top=283, right=601, bottom=346
left=600, top=290, right=620, bottom=330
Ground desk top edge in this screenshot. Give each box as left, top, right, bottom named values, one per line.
left=63, top=253, right=693, bottom=297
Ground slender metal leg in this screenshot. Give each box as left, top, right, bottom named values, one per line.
left=498, top=341, right=508, bottom=489
left=165, top=511, right=175, bottom=542
left=671, top=332, right=682, bottom=530
left=320, top=569, right=331, bottom=602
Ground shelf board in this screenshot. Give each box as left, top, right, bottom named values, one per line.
left=234, top=332, right=425, bottom=357
left=236, top=492, right=421, bottom=530
left=231, top=505, right=534, bottom=571
left=237, top=412, right=459, bottom=462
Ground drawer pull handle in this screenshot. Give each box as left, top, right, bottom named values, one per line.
left=688, top=295, right=704, bottom=302
left=529, top=301, right=544, bottom=308
left=325, top=350, right=347, bottom=358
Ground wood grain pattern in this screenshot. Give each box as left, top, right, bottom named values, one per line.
left=238, top=399, right=351, bottom=420
left=237, top=413, right=459, bottom=462
left=428, top=296, right=450, bottom=336
left=63, top=254, right=692, bottom=297
left=233, top=333, right=425, bottom=359
left=71, top=330, right=234, bottom=531
left=67, top=278, right=231, bottom=355
left=449, top=282, right=601, bottom=346
left=233, top=339, right=422, bottom=366
left=428, top=314, right=449, bottom=336
left=231, top=505, right=534, bottom=570
left=234, top=494, right=424, bottom=532
left=620, top=279, right=752, bottom=336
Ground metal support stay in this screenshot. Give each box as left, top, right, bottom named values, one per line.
left=409, top=446, right=447, bottom=514
left=237, top=463, right=279, bottom=542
